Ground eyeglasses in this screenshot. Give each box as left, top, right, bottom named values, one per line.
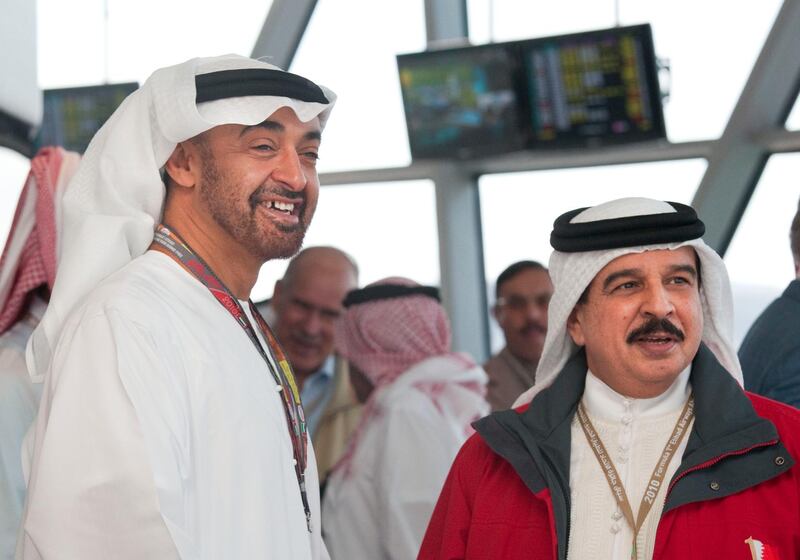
left=495, top=294, right=551, bottom=312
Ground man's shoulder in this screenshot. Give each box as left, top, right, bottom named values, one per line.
left=743, top=284, right=800, bottom=339
left=445, top=417, right=541, bottom=497
left=739, top=286, right=800, bottom=371
left=748, top=391, right=800, bottom=438
left=453, top=430, right=503, bottom=471
left=75, top=251, right=199, bottom=327
left=483, top=349, right=508, bottom=375
left=458, top=404, right=531, bottom=464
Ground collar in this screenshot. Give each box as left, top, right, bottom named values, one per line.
left=680, top=344, right=777, bottom=462
left=484, top=345, right=779, bottom=462
left=582, top=366, right=691, bottom=423
left=309, top=355, right=336, bottom=381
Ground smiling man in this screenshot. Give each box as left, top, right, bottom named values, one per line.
left=18, top=55, right=335, bottom=560
left=419, top=198, right=800, bottom=560
left=271, top=247, right=358, bottom=405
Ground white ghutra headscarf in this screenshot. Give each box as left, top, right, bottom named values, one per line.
left=515, top=197, right=742, bottom=407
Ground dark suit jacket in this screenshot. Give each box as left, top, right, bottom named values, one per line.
left=739, top=279, right=800, bottom=408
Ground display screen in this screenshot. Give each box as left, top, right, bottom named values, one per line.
left=397, top=25, right=665, bottom=160
left=38, top=82, right=138, bottom=153
left=522, top=24, right=665, bottom=147
left=397, top=45, right=526, bottom=159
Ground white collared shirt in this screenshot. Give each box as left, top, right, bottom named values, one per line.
left=567, top=367, right=693, bottom=560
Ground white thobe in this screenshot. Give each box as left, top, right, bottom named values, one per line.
left=0, top=299, right=44, bottom=560
left=322, top=355, right=489, bottom=560
left=17, top=251, right=329, bottom=560
left=567, top=367, right=693, bottom=560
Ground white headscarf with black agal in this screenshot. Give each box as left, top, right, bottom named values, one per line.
left=514, top=197, right=742, bottom=407
left=27, top=54, right=336, bottom=381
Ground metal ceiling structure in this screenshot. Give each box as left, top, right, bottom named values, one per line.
left=251, top=0, right=318, bottom=69
left=691, top=0, right=800, bottom=253
left=254, top=0, right=800, bottom=361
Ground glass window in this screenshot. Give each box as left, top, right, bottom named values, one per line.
left=253, top=179, right=440, bottom=300
left=479, top=159, right=706, bottom=351
left=290, top=0, right=426, bottom=173
left=725, top=153, right=800, bottom=345
left=467, top=0, right=782, bottom=142
left=0, top=148, right=31, bottom=248
left=37, top=0, right=272, bottom=87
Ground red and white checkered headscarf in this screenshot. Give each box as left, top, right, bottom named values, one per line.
left=333, top=277, right=486, bottom=476
left=335, top=277, right=470, bottom=387
left=0, top=147, right=80, bottom=335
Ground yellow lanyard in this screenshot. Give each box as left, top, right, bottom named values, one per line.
left=576, top=396, right=694, bottom=559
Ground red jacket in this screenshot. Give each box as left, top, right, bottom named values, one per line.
left=419, top=346, right=800, bottom=559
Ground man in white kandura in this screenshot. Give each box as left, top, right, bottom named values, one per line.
left=0, top=147, right=79, bottom=560
left=323, top=278, right=488, bottom=560
left=17, top=54, right=335, bottom=560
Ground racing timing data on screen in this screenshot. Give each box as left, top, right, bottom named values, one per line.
left=38, top=82, right=139, bottom=154
left=397, top=24, right=666, bottom=160
left=523, top=25, right=664, bottom=147
left=397, top=45, right=527, bottom=159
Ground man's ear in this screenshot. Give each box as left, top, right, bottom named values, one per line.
left=164, top=142, right=199, bottom=189
left=566, top=306, right=586, bottom=346
left=491, top=304, right=501, bottom=323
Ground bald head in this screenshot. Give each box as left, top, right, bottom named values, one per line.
left=282, top=246, right=359, bottom=287
left=273, top=246, right=358, bottom=384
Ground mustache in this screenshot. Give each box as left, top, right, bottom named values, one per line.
left=248, top=185, right=305, bottom=210
left=520, top=321, right=546, bottom=336
left=626, top=317, right=685, bottom=344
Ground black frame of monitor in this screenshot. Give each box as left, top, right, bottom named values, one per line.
left=397, top=24, right=666, bottom=161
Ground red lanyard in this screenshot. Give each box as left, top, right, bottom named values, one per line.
left=151, top=224, right=312, bottom=532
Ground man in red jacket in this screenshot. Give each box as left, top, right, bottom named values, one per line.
left=419, top=197, right=800, bottom=560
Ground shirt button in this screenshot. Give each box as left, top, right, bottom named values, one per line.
left=622, top=414, right=633, bottom=425
left=709, top=481, right=720, bottom=491
left=610, top=523, right=621, bottom=534
left=612, top=511, right=622, bottom=521
left=775, top=456, right=786, bottom=466
left=618, top=455, right=628, bottom=464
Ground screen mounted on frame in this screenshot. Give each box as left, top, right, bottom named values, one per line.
left=397, top=24, right=666, bottom=160
left=397, top=44, right=527, bottom=160
left=521, top=24, right=665, bottom=148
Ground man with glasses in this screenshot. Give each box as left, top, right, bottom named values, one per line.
left=484, top=261, right=553, bottom=410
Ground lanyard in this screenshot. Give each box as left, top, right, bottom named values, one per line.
left=576, top=395, right=694, bottom=559
left=151, top=224, right=313, bottom=532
